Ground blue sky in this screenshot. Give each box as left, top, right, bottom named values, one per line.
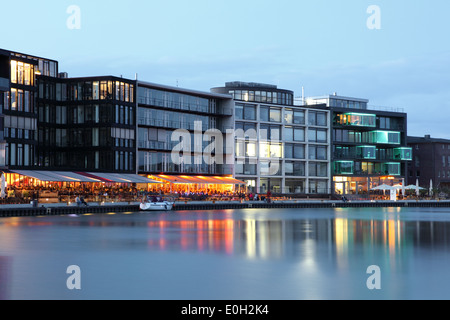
left=2, top=0, right=450, bottom=138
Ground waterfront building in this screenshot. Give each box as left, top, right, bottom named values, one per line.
left=407, top=135, right=450, bottom=192
left=0, top=48, right=240, bottom=195
left=0, top=49, right=58, bottom=170
left=36, top=75, right=137, bottom=173
left=136, top=81, right=238, bottom=193
left=304, top=94, right=411, bottom=196
left=211, top=82, right=331, bottom=195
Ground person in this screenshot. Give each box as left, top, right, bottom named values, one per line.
left=341, top=195, right=348, bottom=202
left=75, top=196, right=81, bottom=206
left=80, top=196, right=88, bottom=206
left=266, top=190, right=272, bottom=203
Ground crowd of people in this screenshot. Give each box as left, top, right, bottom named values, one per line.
left=0, top=184, right=276, bottom=205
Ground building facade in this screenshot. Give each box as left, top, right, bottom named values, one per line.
left=137, top=81, right=235, bottom=177
left=212, top=82, right=331, bottom=195
left=0, top=49, right=59, bottom=170
left=36, top=75, right=137, bottom=173
left=305, top=94, right=411, bottom=196
left=408, top=135, right=450, bottom=191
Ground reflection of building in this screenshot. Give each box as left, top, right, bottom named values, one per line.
left=407, top=135, right=450, bottom=191
left=211, top=82, right=331, bottom=195
left=304, top=94, right=411, bottom=196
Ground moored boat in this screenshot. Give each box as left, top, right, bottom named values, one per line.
left=139, top=201, right=174, bottom=211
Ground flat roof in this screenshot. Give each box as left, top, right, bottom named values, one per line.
left=408, top=136, right=450, bottom=144
left=138, top=80, right=233, bottom=100
left=309, top=95, right=369, bottom=103
left=0, top=48, right=58, bottom=63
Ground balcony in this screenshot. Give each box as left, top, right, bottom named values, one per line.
left=334, top=161, right=354, bottom=175
left=334, top=113, right=376, bottom=128
left=368, top=131, right=401, bottom=145
left=380, top=162, right=401, bottom=176
left=393, top=147, right=412, bottom=161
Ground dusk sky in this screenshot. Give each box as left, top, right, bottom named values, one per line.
left=2, top=0, right=450, bottom=138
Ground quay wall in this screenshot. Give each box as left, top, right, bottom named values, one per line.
left=1, top=200, right=450, bottom=218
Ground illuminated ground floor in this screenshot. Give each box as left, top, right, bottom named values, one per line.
left=333, top=175, right=406, bottom=196
left=0, top=170, right=246, bottom=204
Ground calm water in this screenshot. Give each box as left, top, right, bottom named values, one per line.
left=1, top=207, right=450, bottom=300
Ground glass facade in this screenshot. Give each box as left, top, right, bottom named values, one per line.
left=368, top=130, right=401, bottom=145
left=137, top=84, right=233, bottom=176
left=36, top=76, right=136, bottom=172
left=334, top=161, right=354, bottom=174
left=334, top=113, right=376, bottom=127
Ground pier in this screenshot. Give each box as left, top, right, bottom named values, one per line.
left=1, top=199, right=450, bottom=218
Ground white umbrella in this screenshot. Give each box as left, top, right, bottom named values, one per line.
left=370, top=184, right=395, bottom=191
left=405, top=185, right=424, bottom=190
left=0, top=173, right=6, bottom=199
left=416, top=178, right=420, bottom=196
left=371, top=184, right=395, bottom=196
left=430, top=179, right=433, bottom=197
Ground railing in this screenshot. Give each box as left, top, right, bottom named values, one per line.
left=138, top=97, right=211, bottom=114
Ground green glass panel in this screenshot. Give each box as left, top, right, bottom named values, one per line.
left=334, top=161, right=354, bottom=174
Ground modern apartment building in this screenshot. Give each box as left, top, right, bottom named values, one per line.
left=211, top=82, right=331, bottom=195
left=305, top=94, right=411, bottom=196
left=0, top=49, right=58, bottom=169
left=137, top=81, right=235, bottom=177
left=408, top=135, right=450, bottom=191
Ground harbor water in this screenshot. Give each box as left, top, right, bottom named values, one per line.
left=1, top=207, right=450, bottom=300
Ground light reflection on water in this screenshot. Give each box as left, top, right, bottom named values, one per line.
left=1, top=207, right=450, bottom=300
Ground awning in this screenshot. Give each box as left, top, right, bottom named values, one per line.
left=51, top=171, right=101, bottom=182
left=153, top=175, right=192, bottom=184
left=152, top=175, right=246, bottom=185
left=11, top=170, right=67, bottom=182
left=10, top=170, right=161, bottom=184
left=212, top=176, right=247, bottom=185
left=83, top=172, right=161, bottom=184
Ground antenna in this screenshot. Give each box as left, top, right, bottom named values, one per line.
left=302, top=86, right=305, bottom=105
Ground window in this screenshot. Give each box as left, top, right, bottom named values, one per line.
left=284, top=109, right=293, bottom=124
left=260, top=106, right=269, bottom=121
left=260, top=105, right=281, bottom=122
left=334, top=161, right=354, bottom=174
left=308, top=129, right=327, bottom=143
left=236, top=104, right=256, bottom=120
left=285, top=161, right=305, bottom=176
left=244, top=104, right=256, bottom=120
left=335, top=113, right=376, bottom=127
left=285, top=144, right=305, bottom=159
left=309, top=180, right=328, bottom=194
left=309, top=162, right=328, bottom=177
left=309, top=145, right=327, bottom=160
left=260, top=160, right=281, bottom=176
left=285, top=127, right=304, bottom=142
left=260, top=124, right=281, bottom=141
left=309, top=111, right=327, bottom=126
left=269, top=108, right=281, bottom=122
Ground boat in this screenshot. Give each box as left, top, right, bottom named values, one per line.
left=140, top=201, right=174, bottom=211
left=139, top=196, right=174, bottom=211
